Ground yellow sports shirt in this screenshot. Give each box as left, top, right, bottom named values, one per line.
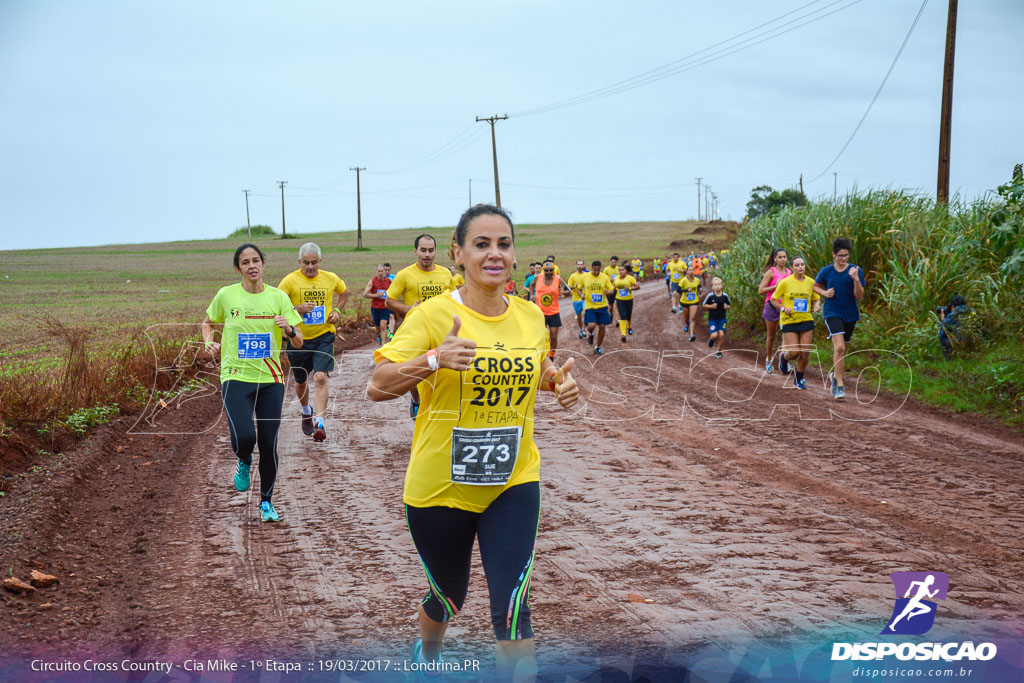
left=277, top=269, right=347, bottom=340
left=679, top=275, right=701, bottom=305
left=579, top=272, right=613, bottom=310
left=374, top=293, right=549, bottom=512
left=772, top=274, right=820, bottom=325
left=613, top=275, right=637, bottom=301
left=387, top=263, right=453, bottom=307
left=667, top=260, right=687, bottom=282
left=566, top=271, right=586, bottom=302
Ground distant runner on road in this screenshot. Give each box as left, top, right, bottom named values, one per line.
left=202, top=243, right=303, bottom=523
left=363, top=264, right=393, bottom=346
left=667, top=253, right=686, bottom=312
left=613, top=264, right=640, bottom=342
left=566, top=259, right=588, bottom=339
left=703, top=277, right=731, bottom=358
left=277, top=242, right=348, bottom=442
left=679, top=264, right=702, bottom=342
left=368, top=204, right=578, bottom=681
left=386, top=234, right=454, bottom=418
left=531, top=260, right=571, bottom=360
left=578, top=260, right=615, bottom=355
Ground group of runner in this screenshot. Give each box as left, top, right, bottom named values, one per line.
left=758, top=237, right=866, bottom=397
left=199, top=220, right=863, bottom=679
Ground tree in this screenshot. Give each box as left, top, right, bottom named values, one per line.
left=746, top=185, right=806, bottom=221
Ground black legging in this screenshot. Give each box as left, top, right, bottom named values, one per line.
left=616, top=298, right=633, bottom=321
left=221, top=381, right=284, bottom=503
left=405, top=482, right=540, bottom=641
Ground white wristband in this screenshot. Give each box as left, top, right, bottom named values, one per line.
left=426, top=349, right=439, bottom=372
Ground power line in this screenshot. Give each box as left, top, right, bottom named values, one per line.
left=810, top=0, right=930, bottom=182
left=512, top=0, right=861, bottom=118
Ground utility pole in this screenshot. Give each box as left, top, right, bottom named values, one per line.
left=799, top=174, right=805, bottom=205
left=350, top=167, right=365, bottom=249
left=277, top=181, right=288, bottom=237
left=476, top=114, right=508, bottom=207
left=695, top=177, right=702, bottom=221
left=705, top=185, right=710, bottom=224
left=712, top=192, right=719, bottom=222
left=937, top=0, right=958, bottom=205
left=833, top=172, right=838, bottom=202
left=242, top=190, right=251, bottom=238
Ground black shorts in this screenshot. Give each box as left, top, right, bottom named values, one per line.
left=616, top=298, right=633, bottom=321
left=371, top=308, right=391, bottom=326
left=543, top=313, right=562, bottom=328
left=781, top=320, right=815, bottom=334
left=824, top=316, right=857, bottom=342
left=286, top=332, right=335, bottom=382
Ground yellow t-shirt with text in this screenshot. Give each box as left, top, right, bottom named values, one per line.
left=387, top=263, right=453, bottom=307
left=566, top=271, right=586, bottom=303
left=277, top=269, right=347, bottom=340
left=772, top=274, right=820, bottom=325
left=374, top=293, right=549, bottom=512
left=580, top=272, right=613, bottom=310
left=613, top=275, right=637, bottom=301
left=667, top=260, right=687, bottom=283
left=679, top=275, right=701, bottom=305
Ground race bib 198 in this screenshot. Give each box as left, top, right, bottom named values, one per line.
left=450, top=426, right=521, bottom=485
left=237, top=333, right=272, bottom=359
left=793, top=297, right=809, bottom=313
left=302, top=305, right=326, bottom=325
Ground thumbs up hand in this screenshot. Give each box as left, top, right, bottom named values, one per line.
left=436, top=316, right=477, bottom=371
left=551, top=356, right=579, bottom=409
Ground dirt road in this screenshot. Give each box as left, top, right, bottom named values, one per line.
left=2, top=283, right=1022, bottom=678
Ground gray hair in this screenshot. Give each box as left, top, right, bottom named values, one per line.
left=299, top=242, right=321, bottom=260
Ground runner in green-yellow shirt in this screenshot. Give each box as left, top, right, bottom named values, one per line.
left=202, top=243, right=303, bottom=523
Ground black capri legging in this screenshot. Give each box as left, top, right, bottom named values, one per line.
left=616, top=298, right=633, bottom=321
left=221, top=380, right=284, bottom=503
left=405, top=482, right=540, bottom=641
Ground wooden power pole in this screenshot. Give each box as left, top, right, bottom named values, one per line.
left=937, top=0, right=958, bottom=205
left=695, top=177, right=702, bottom=221
left=242, top=189, right=251, bottom=238
left=277, top=181, right=288, bottom=237
left=350, top=167, right=365, bottom=249
left=476, top=114, right=508, bottom=207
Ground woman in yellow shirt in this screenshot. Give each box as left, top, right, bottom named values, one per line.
left=771, top=256, right=822, bottom=390
left=613, top=264, right=640, bottom=342
left=369, top=204, right=579, bottom=679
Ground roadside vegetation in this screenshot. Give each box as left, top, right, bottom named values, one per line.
left=719, top=167, right=1024, bottom=424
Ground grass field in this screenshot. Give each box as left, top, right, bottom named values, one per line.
left=0, top=219, right=723, bottom=366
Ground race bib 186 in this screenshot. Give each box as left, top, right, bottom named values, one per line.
left=450, top=426, right=521, bottom=485
left=237, top=333, right=272, bottom=359
left=793, top=297, right=809, bottom=313
left=302, top=305, right=326, bottom=325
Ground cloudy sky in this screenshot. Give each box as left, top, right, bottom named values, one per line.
left=1, top=0, right=1021, bottom=250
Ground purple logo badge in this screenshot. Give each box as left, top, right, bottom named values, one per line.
left=881, top=571, right=949, bottom=635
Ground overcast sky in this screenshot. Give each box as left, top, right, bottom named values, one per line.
left=1, top=0, right=1022, bottom=250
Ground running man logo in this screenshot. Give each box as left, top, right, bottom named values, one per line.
left=229, top=308, right=241, bottom=319
left=881, top=571, right=949, bottom=635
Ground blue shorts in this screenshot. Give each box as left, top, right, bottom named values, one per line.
left=584, top=308, right=611, bottom=326
left=572, top=300, right=584, bottom=315
left=670, top=282, right=683, bottom=293
left=371, top=308, right=391, bottom=326
left=708, top=318, right=727, bottom=334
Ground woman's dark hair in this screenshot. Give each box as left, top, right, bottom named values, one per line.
left=233, top=243, right=266, bottom=269
left=621, top=264, right=633, bottom=274
left=950, top=295, right=966, bottom=308
left=765, top=247, right=787, bottom=270
left=453, top=204, right=514, bottom=248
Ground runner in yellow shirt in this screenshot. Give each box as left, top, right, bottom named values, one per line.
left=630, top=257, right=644, bottom=282
left=613, top=264, right=640, bottom=342
left=277, top=242, right=348, bottom=442
left=771, top=256, right=822, bottom=390
left=449, top=264, right=466, bottom=289
left=602, top=256, right=620, bottom=325
left=578, top=261, right=615, bottom=355
left=369, top=204, right=578, bottom=680
left=386, top=234, right=454, bottom=418
left=666, top=252, right=687, bottom=313
left=678, top=264, right=703, bottom=342
left=565, top=259, right=588, bottom=340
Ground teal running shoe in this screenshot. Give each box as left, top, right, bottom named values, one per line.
left=260, top=500, right=280, bottom=522
left=234, top=459, right=251, bottom=491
